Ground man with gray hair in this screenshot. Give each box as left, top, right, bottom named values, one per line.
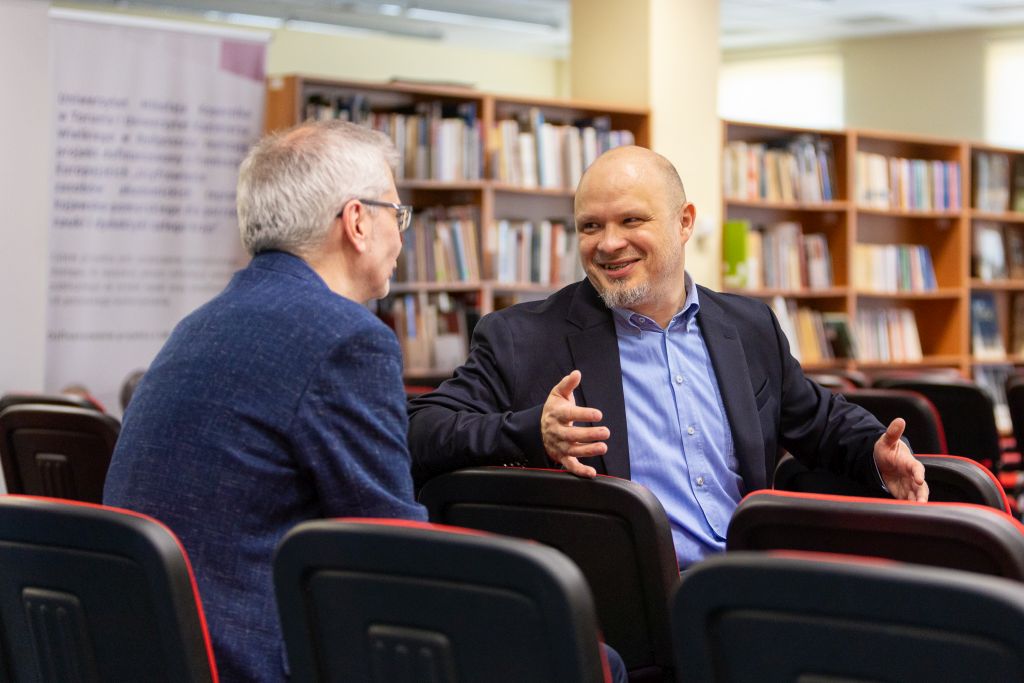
left=104, top=119, right=425, bottom=682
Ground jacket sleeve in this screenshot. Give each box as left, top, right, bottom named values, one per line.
left=291, top=322, right=427, bottom=520
left=770, top=307, right=887, bottom=488
left=408, top=312, right=548, bottom=483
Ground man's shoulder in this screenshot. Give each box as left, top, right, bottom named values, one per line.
left=697, top=286, right=773, bottom=322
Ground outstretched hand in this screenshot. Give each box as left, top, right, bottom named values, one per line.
left=873, top=417, right=929, bottom=501
left=540, top=370, right=609, bottom=478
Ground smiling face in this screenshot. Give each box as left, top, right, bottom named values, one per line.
left=574, top=146, right=695, bottom=327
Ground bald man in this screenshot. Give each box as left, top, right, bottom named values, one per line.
left=409, top=145, right=927, bottom=570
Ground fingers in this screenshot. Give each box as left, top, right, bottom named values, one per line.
left=883, top=417, right=906, bottom=445
left=557, top=455, right=598, bottom=479
left=553, top=370, right=582, bottom=401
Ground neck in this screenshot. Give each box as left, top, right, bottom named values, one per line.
left=304, top=251, right=365, bottom=303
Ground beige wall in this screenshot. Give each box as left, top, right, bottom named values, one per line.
left=648, top=0, right=721, bottom=286
left=571, top=0, right=721, bottom=286
left=267, top=27, right=567, bottom=98
left=0, top=0, right=51, bottom=393
left=843, top=29, right=987, bottom=140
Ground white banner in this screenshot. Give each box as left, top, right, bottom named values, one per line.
left=46, top=11, right=268, bottom=414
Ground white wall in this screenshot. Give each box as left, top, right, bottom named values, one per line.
left=0, top=0, right=51, bottom=393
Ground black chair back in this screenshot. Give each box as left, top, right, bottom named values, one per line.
left=1006, top=374, right=1024, bottom=453
left=917, top=454, right=1011, bottom=512
left=839, top=387, right=946, bottom=454
left=274, top=518, right=607, bottom=683
left=672, top=552, right=1024, bottom=682
left=872, top=376, right=1001, bottom=469
left=727, top=489, right=1024, bottom=579
left=419, top=467, right=678, bottom=682
left=0, top=495, right=216, bottom=681
left=0, top=392, right=99, bottom=413
left=0, top=404, right=120, bottom=502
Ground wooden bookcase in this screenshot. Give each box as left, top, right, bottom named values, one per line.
left=721, top=120, right=971, bottom=374
left=266, top=75, right=649, bottom=380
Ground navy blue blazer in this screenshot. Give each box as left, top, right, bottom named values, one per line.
left=409, top=278, right=886, bottom=493
left=104, top=251, right=425, bottom=683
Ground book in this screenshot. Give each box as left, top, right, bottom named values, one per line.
left=973, top=222, right=1007, bottom=281
left=821, top=313, right=858, bottom=359
left=722, top=218, right=751, bottom=288
left=971, top=291, right=1007, bottom=360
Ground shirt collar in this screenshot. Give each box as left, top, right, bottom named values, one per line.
left=611, top=272, right=700, bottom=332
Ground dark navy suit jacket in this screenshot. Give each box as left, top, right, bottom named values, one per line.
left=104, top=251, right=425, bottom=683
left=409, top=278, right=886, bottom=493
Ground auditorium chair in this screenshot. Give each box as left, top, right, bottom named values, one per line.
left=1006, top=373, right=1024, bottom=454
left=0, top=391, right=102, bottom=413
left=274, top=518, right=610, bottom=683
left=0, top=495, right=217, bottom=681
left=872, top=375, right=1002, bottom=470
left=727, top=489, right=1024, bottom=579
left=0, top=403, right=120, bottom=502
left=671, top=551, right=1024, bottom=682
left=418, top=467, right=679, bottom=683
left=916, top=454, right=1012, bottom=512
left=839, top=387, right=946, bottom=454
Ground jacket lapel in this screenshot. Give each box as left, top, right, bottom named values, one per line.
left=696, top=289, right=766, bottom=491
left=565, top=281, right=631, bottom=479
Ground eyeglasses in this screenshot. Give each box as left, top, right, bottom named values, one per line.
left=354, top=198, right=413, bottom=233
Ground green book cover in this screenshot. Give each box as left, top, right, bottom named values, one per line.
left=722, top=218, right=751, bottom=288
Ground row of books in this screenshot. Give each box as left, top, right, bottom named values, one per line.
left=489, top=111, right=636, bottom=190
left=852, top=243, right=938, bottom=292
left=723, top=135, right=838, bottom=203
left=973, top=151, right=1024, bottom=214
left=305, top=94, right=484, bottom=182
left=394, top=206, right=481, bottom=284
left=855, top=152, right=962, bottom=211
left=483, top=218, right=585, bottom=285
left=853, top=308, right=924, bottom=363
left=973, top=221, right=1024, bottom=281
left=722, top=219, right=832, bottom=291
left=380, top=293, right=479, bottom=373
left=771, top=298, right=855, bottom=364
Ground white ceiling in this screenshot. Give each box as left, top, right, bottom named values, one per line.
left=77, top=0, right=1024, bottom=54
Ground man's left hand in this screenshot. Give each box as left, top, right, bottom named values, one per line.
left=873, top=417, right=929, bottom=502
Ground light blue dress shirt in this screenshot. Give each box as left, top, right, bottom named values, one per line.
left=613, top=274, right=743, bottom=569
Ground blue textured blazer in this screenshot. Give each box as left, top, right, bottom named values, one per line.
left=409, top=277, right=887, bottom=492
left=104, top=250, right=426, bottom=683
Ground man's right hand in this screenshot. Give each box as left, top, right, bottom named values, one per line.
left=540, top=370, right=610, bottom=478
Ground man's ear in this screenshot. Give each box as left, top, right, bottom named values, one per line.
left=679, top=202, right=696, bottom=243
left=338, top=199, right=370, bottom=254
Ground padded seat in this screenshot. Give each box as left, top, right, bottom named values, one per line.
left=672, top=551, right=1024, bottom=682
left=0, top=495, right=217, bottom=681
left=727, top=489, right=1024, bottom=579
left=0, top=403, right=120, bottom=502
left=274, top=518, right=609, bottom=683
left=418, top=467, right=679, bottom=682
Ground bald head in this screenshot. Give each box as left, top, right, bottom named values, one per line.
left=575, top=145, right=687, bottom=215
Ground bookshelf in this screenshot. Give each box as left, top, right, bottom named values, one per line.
left=266, top=75, right=649, bottom=379
left=968, top=144, right=1024, bottom=371
left=721, top=120, right=970, bottom=373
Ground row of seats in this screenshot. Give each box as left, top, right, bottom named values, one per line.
left=10, top=475, right=1024, bottom=683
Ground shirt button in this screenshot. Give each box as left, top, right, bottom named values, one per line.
left=687, top=426, right=695, bottom=435
left=675, top=375, right=684, bottom=384
left=696, top=476, right=705, bottom=487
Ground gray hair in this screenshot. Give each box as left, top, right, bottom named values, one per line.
left=236, top=119, right=400, bottom=256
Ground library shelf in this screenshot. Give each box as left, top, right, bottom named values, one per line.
left=722, top=120, right=971, bottom=375
left=267, top=75, right=649, bottom=380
